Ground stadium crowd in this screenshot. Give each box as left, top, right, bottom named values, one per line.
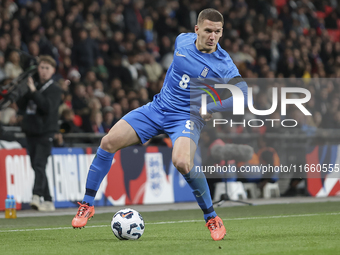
left=0, top=0, right=340, bottom=139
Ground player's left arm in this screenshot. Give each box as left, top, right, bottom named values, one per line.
left=205, top=60, right=248, bottom=114
left=205, top=76, right=248, bottom=114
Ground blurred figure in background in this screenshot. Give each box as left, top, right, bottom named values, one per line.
left=102, top=106, right=114, bottom=133
left=4, top=51, right=23, bottom=79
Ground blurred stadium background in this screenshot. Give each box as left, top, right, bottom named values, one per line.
left=1, top=0, right=340, bottom=211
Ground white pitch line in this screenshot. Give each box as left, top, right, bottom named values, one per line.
left=1, top=212, right=339, bottom=233
left=0, top=225, right=108, bottom=233
left=147, top=212, right=340, bottom=224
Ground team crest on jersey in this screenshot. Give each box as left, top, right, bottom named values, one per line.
left=200, top=67, right=209, bottom=78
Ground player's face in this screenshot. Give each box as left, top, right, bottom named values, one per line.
left=38, top=61, right=55, bottom=83
left=195, top=20, right=223, bottom=53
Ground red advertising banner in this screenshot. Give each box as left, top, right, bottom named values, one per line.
left=0, top=149, right=28, bottom=211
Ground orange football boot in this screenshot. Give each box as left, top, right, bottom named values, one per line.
left=205, top=216, right=226, bottom=241
left=72, top=202, right=95, bottom=229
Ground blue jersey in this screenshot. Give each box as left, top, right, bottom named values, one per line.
left=123, top=33, right=247, bottom=145
left=153, top=33, right=244, bottom=114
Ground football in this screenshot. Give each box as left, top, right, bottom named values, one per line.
left=111, top=208, right=145, bottom=240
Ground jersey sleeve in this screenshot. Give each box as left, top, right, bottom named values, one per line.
left=174, top=33, right=187, bottom=50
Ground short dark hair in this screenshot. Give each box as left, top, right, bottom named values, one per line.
left=197, top=8, right=224, bottom=26
left=38, top=55, right=56, bottom=68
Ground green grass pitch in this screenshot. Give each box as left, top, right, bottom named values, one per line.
left=0, top=202, right=339, bottom=255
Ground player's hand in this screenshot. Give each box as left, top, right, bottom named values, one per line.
left=199, top=107, right=212, bottom=121
left=27, top=77, right=36, bottom=92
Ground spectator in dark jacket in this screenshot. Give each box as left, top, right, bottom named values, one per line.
left=108, top=53, right=133, bottom=88
left=72, top=28, right=99, bottom=76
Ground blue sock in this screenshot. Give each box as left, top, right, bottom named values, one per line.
left=83, top=147, right=115, bottom=206
left=183, top=168, right=217, bottom=222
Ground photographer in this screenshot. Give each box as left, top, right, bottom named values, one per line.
left=16, top=55, right=62, bottom=212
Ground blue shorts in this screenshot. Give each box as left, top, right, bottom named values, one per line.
left=122, top=102, right=204, bottom=145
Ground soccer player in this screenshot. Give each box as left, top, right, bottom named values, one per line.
left=72, top=8, right=248, bottom=241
